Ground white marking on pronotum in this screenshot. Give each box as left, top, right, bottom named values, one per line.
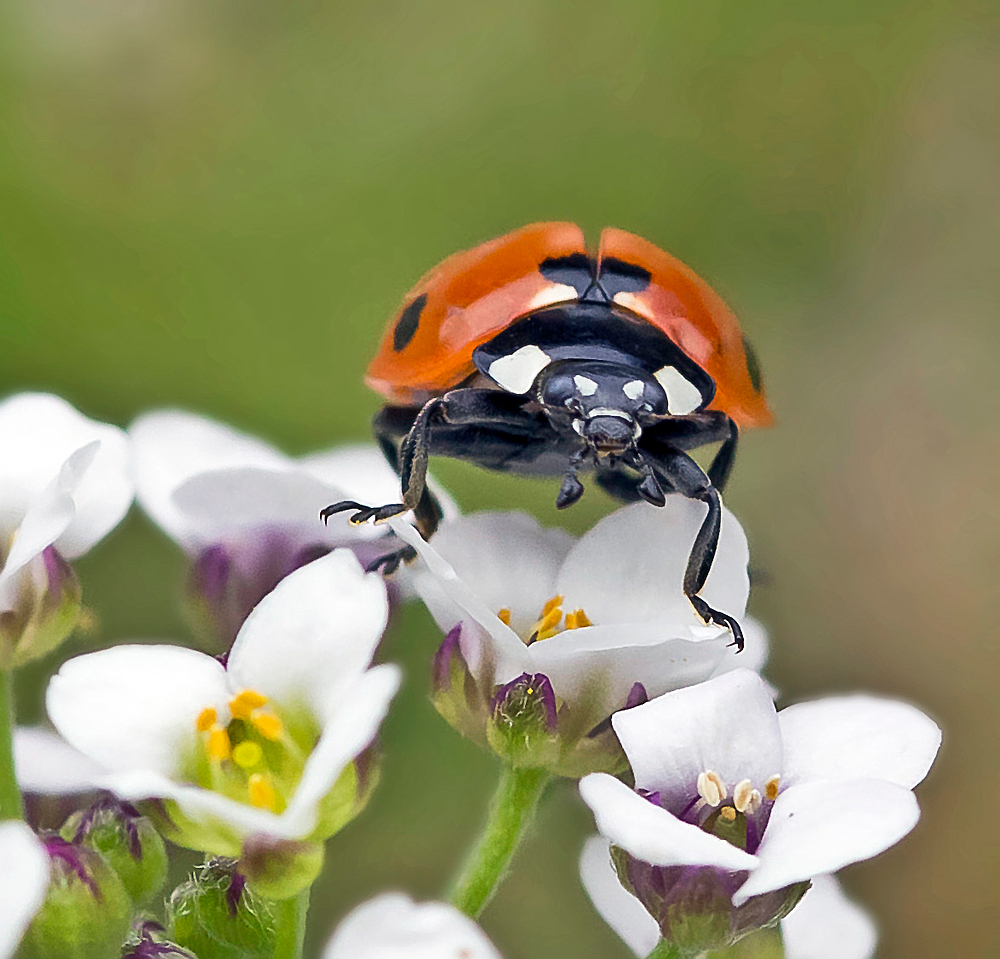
left=573, top=375, right=598, bottom=396
left=654, top=366, right=703, bottom=415
left=488, top=344, right=551, bottom=394
left=623, top=379, right=645, bottom=400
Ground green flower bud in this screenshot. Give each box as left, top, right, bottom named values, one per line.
left=19, top=836, right=133, bottom=959
left=167, top=859, right=276, bottom=959
left=121, top=920, right=200, bottom=959
left=486, top=673, right=562, bottom=768
left=238, top=835, right=324, bottom=901
left=0, top=548, right=83, bottom=669
left=61, top=797, right=168, bottom=909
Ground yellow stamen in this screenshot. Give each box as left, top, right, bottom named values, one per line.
left=251, top=710, right=284, bottom=742
left=232, top=740, right=263, bottom=769
left=536, top=605, right=563, bottom=635
left=542, top=595, right=563, bottom=616
left=697, top=770, right=726, bottom=807
left=719, top=805, right=737, bottom=822
left=229, top=689, right=268, bottom=721
left=247, top=773, right=277, bottom=811
left=498, top=608, right=511, bottom=626
left=765, top=775, right=780, bottom=801
left=207, top=724, right=231, bottom=762
left=565, top=608, right=592, bottom=629
left=196, top=707, right=217, bottom=732
left=733, top=779, right=754, bottom=813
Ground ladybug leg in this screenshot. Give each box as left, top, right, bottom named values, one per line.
left=706, top=417, right=739, bottom=491
left=646, top=448, right=745, bottom=652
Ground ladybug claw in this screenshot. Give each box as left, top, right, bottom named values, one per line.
left=320, top=501, right=409, bottom=527
left=689, top=595, right=744, bottom=652
left=364, top=544, right=418, bottom=575
left=320, top=501, right=370, bottom=525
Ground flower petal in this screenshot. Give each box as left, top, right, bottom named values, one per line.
left=579, top=835, right=660, bottom=957
left=733, top=779, right=921, bottom=904
left=528, top=627, right=729, bottom=729
left=414, top=512, right=573, bottom=635
left=781, top=875, right=877, bottom=959
left=0, top=444, right=95, bottom=607
left=778, top=696, right=941, bottom=790
left=0, top=821, right=49, bottom=959
left=0, top=394, right=132, bottom=558
left=281, top=664, right=401, bottom=837
left=388, top=518, right=533, bottom=683
left=130, top=410, right=289, bottom=549
left=226, top=551, right=388, bottom=722
left=46, top=645, right=228, bottom=777
left=557, top=499, right=749, bottom=627
left=579, top=773, right=757, bottom=871
left=322, top=893, right=501, bottom=959
left=14, top=727, right=107, bottom=794
left=611, top=670, right=782, bottom=804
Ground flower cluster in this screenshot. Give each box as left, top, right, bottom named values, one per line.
left=0, top=392, right=941, bottom=959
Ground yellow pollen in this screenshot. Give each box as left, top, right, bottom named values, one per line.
left=247, top=773, right=277, bottom=811
left=196, top=708, right=217, bottom=732
left=229, top=689, right=268, bottom=721
left=765, top=775, right=781, bottom=801
left=251, top=710, right=284, bottom=741
left=565, top=608, right=592, bottom=629
left=697, top=770, right=726, bottom=807
left=719, top=805, right=737, bottom=822
left=232, top=740, right=263, bottom=769
left=498, top=608, right=511, bottom=626
left=207, top=724, right=231, bottom=762
left=733, top=779, right=754, bottom=813
left=542, top=595, right=564, bottom=616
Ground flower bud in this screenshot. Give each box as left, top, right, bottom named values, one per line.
left=61, top=796, right=168, bottom=908
left=121, top=920, right=199, bottom=958
left=486, top=673, right=561, bottom=768
left=430, top=626, right=490, bottom=747
left=239, top=834, right=325, bottom=900
left=19, top=836, right=133, bottom=959
left=0, top=547, right=83, bottom=668
left=167, top=859, right=277, bottom=959
left=610, top=845, right=808, bottom=953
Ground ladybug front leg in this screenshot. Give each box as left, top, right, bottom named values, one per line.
left=645, top=448, right=745, bottom=652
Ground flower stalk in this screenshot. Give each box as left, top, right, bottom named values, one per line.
left=273, top=889, right=310, bottom=959
left=448, top=763, right=551, bottom=918
left=0, top=669, right=23, bottom=820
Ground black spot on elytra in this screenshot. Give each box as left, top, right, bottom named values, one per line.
left=393, top=293, right=427, bottom=351
left=598, top=257, right=652, bottom=298
left=742, top=334, right=763, bottom=392
left=538, top=253, right=595, bottom=298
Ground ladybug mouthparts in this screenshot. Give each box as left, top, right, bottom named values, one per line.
left=581, top=410, right=638, bottom=454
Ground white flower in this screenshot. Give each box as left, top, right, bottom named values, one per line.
left=44, top=551, right=400, bottom=870
left=391, top=499, right=761, bottom=735
left=0, top=821, right=49, bottom=959
left=0, top=393, right=132, bottom=663
left=579, top=669, right=941, bottom=918
left=580, top=836, right=876, bottom=959
left=323, top=893, right=501, bottom=959
left=14, top=726, right=105, bottom=794
left=130, top=410, right=455, bottom=644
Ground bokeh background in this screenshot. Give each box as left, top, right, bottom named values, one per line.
left=2, top=0, right=998, bottom=956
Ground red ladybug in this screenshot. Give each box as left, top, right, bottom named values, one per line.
left=323, top=223, right=773, bottom=649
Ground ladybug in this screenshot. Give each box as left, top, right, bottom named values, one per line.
left=323, top=222, right=773, bottom=649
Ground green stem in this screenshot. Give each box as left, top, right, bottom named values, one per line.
left=448, top=764, right=551, bottom=917
left=272, top=888, right=309, bottom=959
left=646, top=942, right=684, bottom=959
left=0, top=670, right=22, bottom=821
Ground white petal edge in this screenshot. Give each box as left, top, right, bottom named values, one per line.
left=0, top=821, right=49, bottom=959
left=579, top=773, right=757, bottom=871
left=129, top=410, right=290, bottom=549
left=579, top=836, right=659, bottom=957
left=778, top=696, right=941, bottom=790
left=734, top=779, right=920, bottom=904
left=781, top=874, right=877, bottom=959
left=46, top=645, right=228, bottom=777
left=322, top=893, right=501, bottom=959
left=611, top=669, right=782, bottom=801
left=227, top=551, right=389, bottom=723
left=14, top=727, right=107, bottom=794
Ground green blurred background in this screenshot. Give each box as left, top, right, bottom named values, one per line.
left=2, top=0, right=998, bottom=955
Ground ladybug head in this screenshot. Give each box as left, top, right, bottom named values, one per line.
left=534, top=360, right=668, bottom=455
